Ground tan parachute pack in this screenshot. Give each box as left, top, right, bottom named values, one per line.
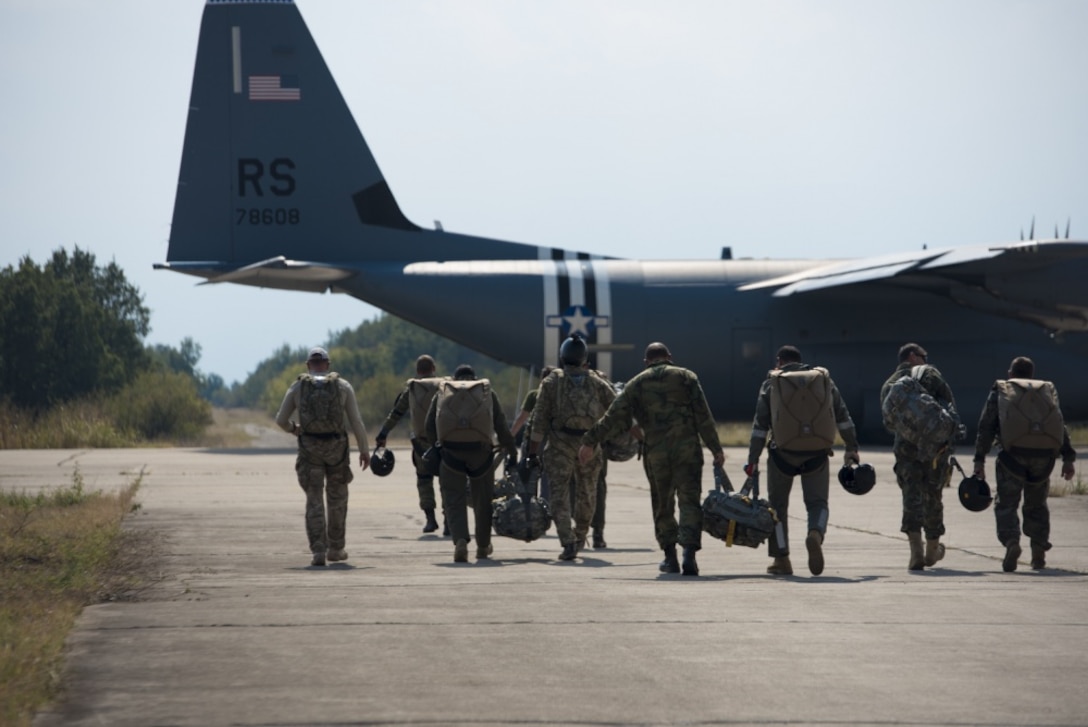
left=297, top=373, right=342, bottom=435
left=996, top=378, right=1064, bottom=452
left=768, top=367, right=837, bottom=451
left=435, top=378, right=494, bottom=445
left=407, top=377, right=445, bottom=440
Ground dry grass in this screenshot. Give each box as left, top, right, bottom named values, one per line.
left=0, top=468, right=148, bottom=726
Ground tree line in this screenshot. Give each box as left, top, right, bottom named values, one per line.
left=0, top=248, right=533, bottom=447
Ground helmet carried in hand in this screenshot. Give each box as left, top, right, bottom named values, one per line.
left=838, top=463, right=876, bottom=495
left=371, top=447, right=395, bottom=477
left=958, top=475, right=993, bottom=512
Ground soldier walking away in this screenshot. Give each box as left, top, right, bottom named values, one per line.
left=880, top=342, right=961, bottom=571
left=510, top=366, right=554, bottom=500
left=578, top=342, right=725, bottom=576
left=425, top=365, right=518, bottom=563
left=527, top=335, right=616, bottom=561
left=375, top=355, right=449, bottom=535
left=746, top=345, right=860, bottom=576
left=275, top=347, right=371, bottom=566
left=972, top=356, right=1076, bottom=572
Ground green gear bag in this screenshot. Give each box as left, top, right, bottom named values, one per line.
left=881, top=365, right=956, bottom=461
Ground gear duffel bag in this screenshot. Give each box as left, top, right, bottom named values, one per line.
left=702, top=467, right=781, bottom=548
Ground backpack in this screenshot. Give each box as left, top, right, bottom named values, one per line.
left=768, top=367, right=838, bottom=451
left=407, top=377, right=444, bottom=440
left=551, top=370, right=608, bottom=435
left=435, top=379, right=494, bottom=446
left=996, top=378, right=1064, bottom=452
left=297, top=373, right=342, bottom=435
left=881, top=365, right=956, bottom=454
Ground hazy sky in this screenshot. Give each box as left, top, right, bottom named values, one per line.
left=2, top=1, right=1086, bottom=385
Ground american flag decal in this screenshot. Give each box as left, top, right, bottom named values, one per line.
left=248, top=75, right=300, bottom=101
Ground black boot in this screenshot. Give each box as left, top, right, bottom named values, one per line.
left=659, top=545, right=680, bottom=573
left=682, top=546, right=699, bottom=576
left=422, top=508, right=439, bottom=533
left=592, top=529, right=607, bottom=549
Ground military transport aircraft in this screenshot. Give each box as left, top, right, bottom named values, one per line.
left=156, top=0, right=1088, bottom=439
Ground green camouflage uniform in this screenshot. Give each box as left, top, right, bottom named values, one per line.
left=582, top=363, right=723, bottom=552
left=530, top=366, right=616, bottom=548
left=747, top=362, right=859, bottom=558
left=425, top=388, right=517, bottom=550
left=973, top=382, right=1076, bottom=551
left=880, top=362, right=959, bottom=538
left=379, top=381, right=439, bottom=511
left=275, top=373, right=370, bottom=556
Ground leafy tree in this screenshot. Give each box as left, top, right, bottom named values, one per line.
left=0, top=248, right=149, bottom=409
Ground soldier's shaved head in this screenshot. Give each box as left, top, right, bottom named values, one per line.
left=644, top=342, right=672, bottom=364
left=415, top=355, right=436, bottom=376
left=775, top=345, right=802, bottom=364
left=1009, top=356, right=1035, bottom=378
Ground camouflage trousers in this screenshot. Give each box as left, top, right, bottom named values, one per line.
left=765, top=449, right=830, bottom=558
left=642, top=442, right=703, bottom=551
left=295, top=435, right=353, bottom=553
left=893, top=444, right=951, bottom=539
left=437, top=449, right=495, bottom=548
left=994, top=453, right=1054, bottom=549
left=543, top=437, right=602, bottom=547
left=410, top=443, right=439, bottom=511
left=592, top=462, right=608, bottom=532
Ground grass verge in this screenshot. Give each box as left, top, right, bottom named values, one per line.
left=0, top=467, right=148, bottom=726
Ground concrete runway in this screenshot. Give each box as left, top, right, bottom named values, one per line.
left=5, top=445, right=1086, bottom=727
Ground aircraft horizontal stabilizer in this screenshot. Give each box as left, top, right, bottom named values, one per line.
left=154, top=257, right=354, bottom=294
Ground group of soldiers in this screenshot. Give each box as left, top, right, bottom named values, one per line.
left=274, top=339, right=1076, bottom=575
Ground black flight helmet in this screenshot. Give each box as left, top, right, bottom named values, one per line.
left=370, top=447, right=395, bottom=477
left=958, top=475, right=993, bottom=512
left=838, top=463, right=876, bottom=495
left=559, top=334, right=588, bottom=367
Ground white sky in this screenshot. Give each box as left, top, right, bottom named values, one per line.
left=2, top=1, right=1086, bottom=385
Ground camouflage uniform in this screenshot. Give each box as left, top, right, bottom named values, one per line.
left=425, top=387, right=517, bottom=552
left=880, top=362, right=959, bottom=538
left=582, top=363, right=723, bottom=552
left=973, top=383, right=1076, bottom=553
left=747, top=362, right=859, bottom=558
left=276, top=373, right=370, bottom=557
left=378, top=379, right=442, bottom=512
left=529, top=365, right=616, bottom=549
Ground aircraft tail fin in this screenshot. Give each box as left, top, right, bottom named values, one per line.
left=167, top=0, right=427, bottom=271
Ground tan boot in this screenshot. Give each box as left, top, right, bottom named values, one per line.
left=1030, top=543, right=1047, bottom=570
left=453, top=539, right=469, bottom=563
left=767, top=556, right=793, bottom=576
left=907, top=531, right=925, bottom=571
left=924, top=538, right=945, bottom=567
left=805, top=530, right=824, bottom=576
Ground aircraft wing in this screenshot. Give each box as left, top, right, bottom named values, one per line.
left=738, top=240, right=1088, bottom=333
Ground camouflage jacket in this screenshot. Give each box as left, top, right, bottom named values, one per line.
left=530, top=365, right=616, bottom=447
left=581, top=363, right=722, bottom=456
